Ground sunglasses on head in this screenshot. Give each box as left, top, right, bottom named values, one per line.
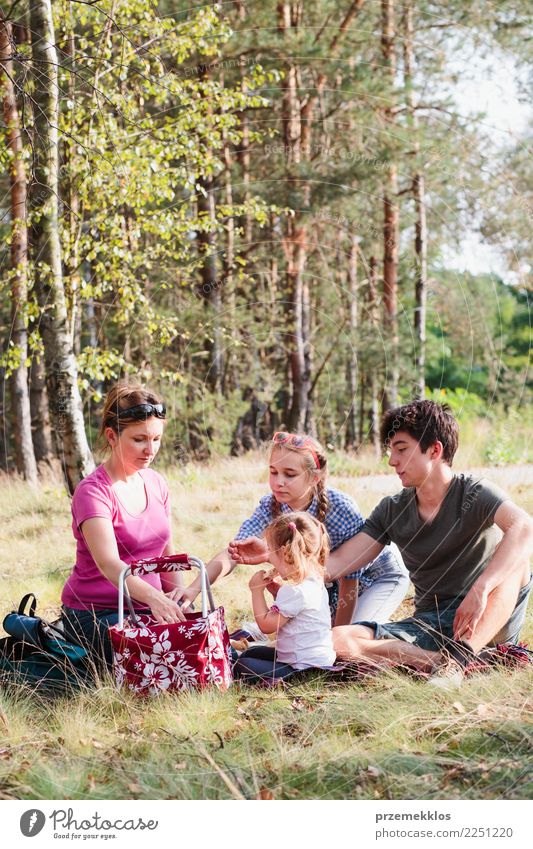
left=116, top=403, right=166, bottom=421
left=272, top=431, right=320, bottom=469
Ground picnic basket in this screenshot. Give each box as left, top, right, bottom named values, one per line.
left=108, top=554, right=232, bottom=695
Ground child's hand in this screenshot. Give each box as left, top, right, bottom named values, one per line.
left=165, top=586, right=196, bottom=612
left=248, top=570, right=270, bottom=590
left=229, top=536, right=269, bottom=565
left=264, top=569, right=283, bottom=598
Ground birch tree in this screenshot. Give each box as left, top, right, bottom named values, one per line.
left=29, top=0, right=94, bottom=492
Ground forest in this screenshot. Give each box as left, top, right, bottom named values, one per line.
left=1, top=0, right=531, bottom=492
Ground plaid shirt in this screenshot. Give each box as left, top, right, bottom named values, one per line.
left=235, top=487, right=405, bottom=586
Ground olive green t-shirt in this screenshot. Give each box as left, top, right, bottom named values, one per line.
left=362, top=474, right=507, bottom=612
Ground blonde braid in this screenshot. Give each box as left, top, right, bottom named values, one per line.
left=316, top=478, right=329, bottom=523
left=271, top=496, right=282, bottom=519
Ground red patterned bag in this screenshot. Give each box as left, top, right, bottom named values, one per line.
left=109, top=554, right=233, bottom=695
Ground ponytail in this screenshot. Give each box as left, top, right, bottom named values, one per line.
left=265, top=511, right=329, bottom=583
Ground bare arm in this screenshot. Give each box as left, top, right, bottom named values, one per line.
left=80, top=518, right=186, bottom=624
left=172, top=547, right=236, bottom=609
left=159, top=536, right=185, bottom=596
left=453, top=501, right=533, bottom=640
left=249, top=571, right=289, bottom=634
left=333, top=577, right=359, bottom=627
left=326, top=532, right=385, bottom=582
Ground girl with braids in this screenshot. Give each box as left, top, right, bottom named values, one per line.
left=233, top=512, right=335, bottom=683
left=178, top=431, right=408, bottom=626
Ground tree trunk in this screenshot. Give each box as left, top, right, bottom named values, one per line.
left=284, top=221, right=309, bottom=432
left=29, top=355, right=55, bottom=467
left=197, top=173, right=223, bottom=394
left=413, top=173, right=427, bottom=398
left=279, top=2, right=308, bottom=432
left=367, top=255, right=381, bottom=454
left=381, top=0, right=399, bottom=410
left=1, top=17, right=39, bottom=485
left=196, top=62, right=223, bottom=394
left=63, top=26, right=83, bottom=354
left=358, top=374, right=366, bottom=445
left=0, top=366, right=11, bottom=472
left=345, top=235, right=359, bottom=449
left=302, top=275, right=314, bottom=434
left=403, top=1, right=427, bottom=399
left=238, top=63, right=253, bottom=246
left=269, top=212, right=279, bottom=322
left=29, top=0, right=94, bottom=493
left=223, top=133, right=238, bottom=392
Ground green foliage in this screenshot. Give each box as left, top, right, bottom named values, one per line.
left=1, top=0, right=532, bottom=464
left=76, top=348, right=127, bottom=402
left=484, top=411, right=531, bottom=466
left=425, top=387, right=486, bottom=423
left=0, top=342, right=27, bottom=373
left=42, top=1, right=274, bottom=385
left=425, top=272, right=532, bottom=408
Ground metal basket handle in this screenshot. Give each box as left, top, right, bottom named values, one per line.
left=118, top=554, right=214, bottom=628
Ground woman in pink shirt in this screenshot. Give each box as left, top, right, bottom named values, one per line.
left=61, top=381, right=186, bottom=665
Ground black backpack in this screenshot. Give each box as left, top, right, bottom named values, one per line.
left=0, top=594, right=96, bottom=696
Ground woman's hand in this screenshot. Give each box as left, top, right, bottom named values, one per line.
left=228, top=536, right=269, bottom=565
left=148, top=590, right=187, bottom=624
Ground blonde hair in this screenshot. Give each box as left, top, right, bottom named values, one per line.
left=265, top=511, right=329, bottom=584
left=97, top=379, right=164, bottom=453
left=269, top=434, right=329, bottom=522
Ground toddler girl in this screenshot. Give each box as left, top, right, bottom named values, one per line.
left=234, top=511, right=335, bottom=683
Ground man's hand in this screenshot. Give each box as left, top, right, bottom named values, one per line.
left=453, top=586, right=488, bottom=642
left=228, top=536, right=269, bottom=565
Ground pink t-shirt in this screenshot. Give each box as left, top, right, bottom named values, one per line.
left=61, top=465, right=171, bottom=611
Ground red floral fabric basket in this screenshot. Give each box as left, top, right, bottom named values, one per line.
left=108, top=555, right=233, bottom=695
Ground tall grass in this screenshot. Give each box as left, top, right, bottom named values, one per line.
left=0, top=432, right=531, bottom=800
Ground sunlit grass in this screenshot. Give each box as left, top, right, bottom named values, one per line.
left=0, top=434, right=532, bottom=799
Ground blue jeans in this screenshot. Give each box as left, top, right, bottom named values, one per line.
left=233, top=646, right=299, bottom=683
left=351, top=570, right=410, bottom=624
left=61, top=606, right=145, bottom=669
left=358, top=575, right=532, bottom=652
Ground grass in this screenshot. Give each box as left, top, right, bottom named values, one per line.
left=0, top=447, right=532, bottom=800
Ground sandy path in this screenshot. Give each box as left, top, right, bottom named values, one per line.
left=335, top=464, right=533, bottom=498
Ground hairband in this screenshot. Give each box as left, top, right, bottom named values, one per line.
left=288, top=522, right=296, bottom=532
left=272, top=432, right=321, bottom=469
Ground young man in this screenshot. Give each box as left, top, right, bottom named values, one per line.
left=328, top=400, right=533, bottom=686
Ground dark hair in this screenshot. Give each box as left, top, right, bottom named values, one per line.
left=380, top=400, right=459, bottom=465
left=97, top=380, right=164, bottom=453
